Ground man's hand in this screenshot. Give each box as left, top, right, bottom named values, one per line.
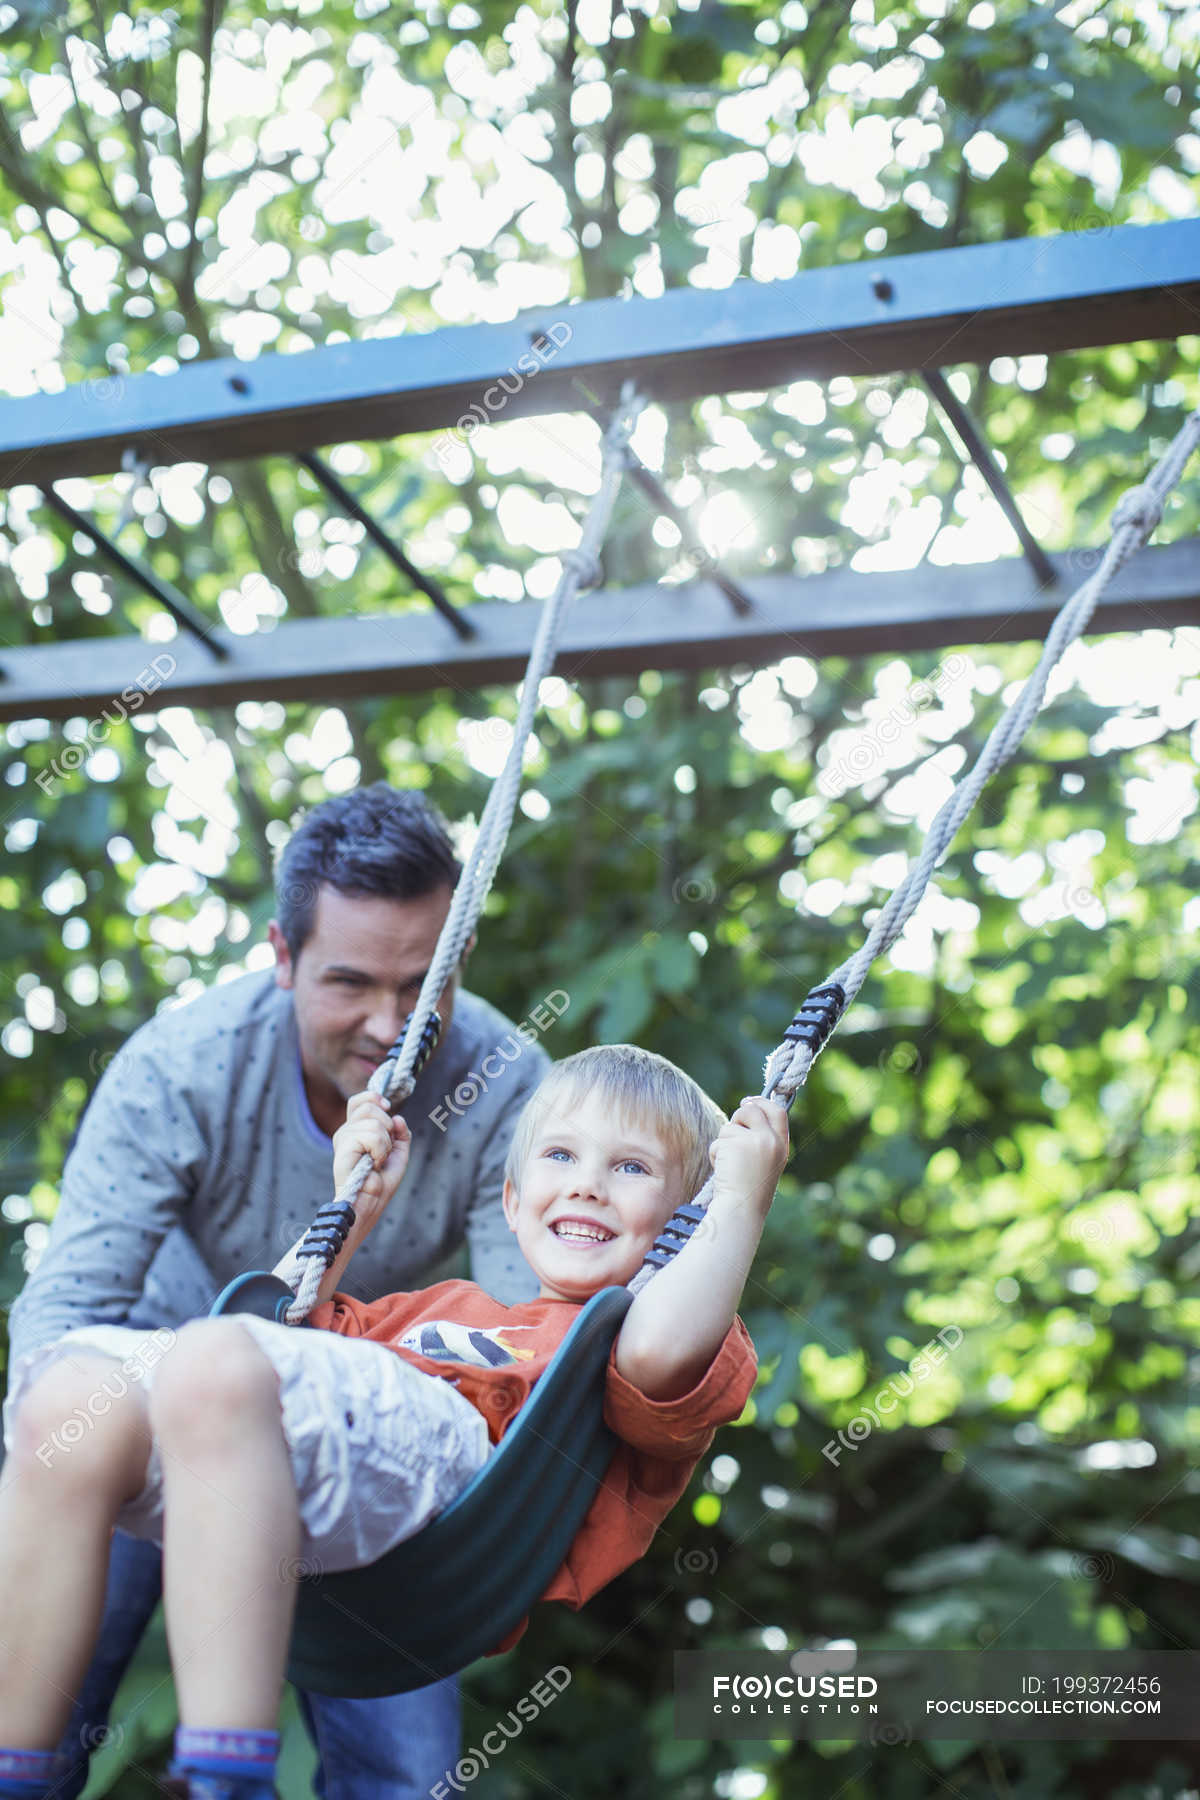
left=709, top=1095, right=790, bottom=1216
left=332, top=1091, right=412, bottom=1221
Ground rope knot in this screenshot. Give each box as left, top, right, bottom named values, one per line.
left=560, top=546, right=604, bottom=590
left=1111, top=482, right=1163, bottom=541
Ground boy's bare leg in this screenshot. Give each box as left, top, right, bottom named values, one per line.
left=151, top=1319, right=301, bottom=1729
left=0, top=1352, right=152, bottom=1747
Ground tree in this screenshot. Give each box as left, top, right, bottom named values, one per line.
left=1, top=1, right=1198, bottom=1792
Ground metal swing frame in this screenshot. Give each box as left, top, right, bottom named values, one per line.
left=1, top=220, right=1198, bottom=725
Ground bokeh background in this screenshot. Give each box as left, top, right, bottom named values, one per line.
left=1, top=0, right=1198, bottom=1793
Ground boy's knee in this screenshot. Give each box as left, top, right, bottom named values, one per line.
left=8, top=1354, right=138, bottom=1481
left=150, top=1319, right=281, bottom=1449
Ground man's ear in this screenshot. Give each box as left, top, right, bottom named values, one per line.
left=459, top=930, right=478, bottom=969
left=268, top=920, right=294, bottom=990
left=501, top=1175, right=518, bottom=1231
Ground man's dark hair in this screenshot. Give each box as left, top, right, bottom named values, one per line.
left=275, top=783, right=462, bottom=960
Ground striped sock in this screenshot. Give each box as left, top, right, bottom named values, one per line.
left=171, top=1726, right=280, bottom=1789
left=0, top=1746, right=63, bottom=1796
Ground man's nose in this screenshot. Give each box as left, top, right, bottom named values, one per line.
left=362, top=994, right=407, bottom=1050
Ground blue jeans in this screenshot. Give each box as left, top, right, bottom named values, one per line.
left=54, top=1531, right=460, bottom=1799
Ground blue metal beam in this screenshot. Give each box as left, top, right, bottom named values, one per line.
left=1, top=221, right=1196, bottom=485
left=1, top=538, right=1195, bottom=722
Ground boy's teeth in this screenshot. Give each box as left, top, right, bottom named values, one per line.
left=554, top=1222, right=612, bottom=1242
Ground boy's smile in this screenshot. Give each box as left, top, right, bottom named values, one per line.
left=502, top=1092, right=689, bottom=1301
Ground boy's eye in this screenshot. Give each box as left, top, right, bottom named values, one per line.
left=617, top=1159, right=649, bottom=1176
left=545, top=1147, right=572, bottom=1162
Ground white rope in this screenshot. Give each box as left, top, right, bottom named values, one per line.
left=761, top=404, right=1200, bottom=1105
left=277, top=386, right=643, bottom=1322
left=269, top=398, right=1196, bottom=1311
left=632, top=405, right=1200, bottom=1295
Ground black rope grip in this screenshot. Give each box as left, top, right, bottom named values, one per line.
left=385, top=1008, right=443, bottom=1089
left=295, top=1197, right=358, bottom=1264
left=641, top=1199, right=709, bottom=1271
left=782, top=982, right=846, bottom=1057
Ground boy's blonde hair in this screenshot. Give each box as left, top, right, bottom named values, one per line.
left=503, top=1044, right=726, bottom=1204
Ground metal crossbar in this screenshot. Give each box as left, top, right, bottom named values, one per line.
left=38, top=486, right=228, bottom=660
left=1, top=222, right=1196, bottom=485
left=295, top=452, right=474, bottom=640
left=922, top=371, right=1058, bottom=588
left=0, top=539, right=1195, bottom=722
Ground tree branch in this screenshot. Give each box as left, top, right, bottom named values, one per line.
left=61, top=35, right=124, bottom=225
left=178, top=0, right=221, bottom=308
left=0, top=109, right=156, bottom=278
left=86, top=0, right=155, bottom=209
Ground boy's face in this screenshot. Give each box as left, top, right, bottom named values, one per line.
left=502, top=1090, right=689, bottom=1302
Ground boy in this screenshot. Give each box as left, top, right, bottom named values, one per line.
left=0, top=1046, right=789, bottom=1799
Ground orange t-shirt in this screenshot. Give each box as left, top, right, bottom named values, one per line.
left=310, top=1279, right=757, bottom=1639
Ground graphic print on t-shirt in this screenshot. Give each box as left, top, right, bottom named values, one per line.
left=397, top=1319, right=540, bottom=1368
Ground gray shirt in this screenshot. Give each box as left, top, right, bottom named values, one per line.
left=8, top=969, right=547, bottom=1363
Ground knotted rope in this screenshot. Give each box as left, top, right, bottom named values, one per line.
left=762, top=404, right=1200, bottom=1103
left=630, top=404, right=1200, bottom=1293
left=277, top=384, right=643, bottom=1322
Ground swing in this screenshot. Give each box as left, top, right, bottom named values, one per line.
left=212, top=395, right=1200, bottom=1697
left=212, top=1271, right=631, bottom=1697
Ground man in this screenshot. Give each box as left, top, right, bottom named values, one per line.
left=5, top=783, right=550, bottom=1799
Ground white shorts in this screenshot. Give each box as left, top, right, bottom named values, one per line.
left=3, top=1317, right=492, bottom=1573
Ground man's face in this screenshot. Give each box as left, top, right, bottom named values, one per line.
left=270, top=884, right=462, bottom=1121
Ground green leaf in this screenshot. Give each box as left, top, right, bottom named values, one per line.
left=648, top=932, right=698, bottom=997
left=596, top=966, right=656, bottom=1042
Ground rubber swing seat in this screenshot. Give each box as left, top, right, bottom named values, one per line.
left=209, top=1272, right=631, bottom=1696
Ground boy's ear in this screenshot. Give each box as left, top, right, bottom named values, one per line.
left=501, top=1176, right=518, bottom=1230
